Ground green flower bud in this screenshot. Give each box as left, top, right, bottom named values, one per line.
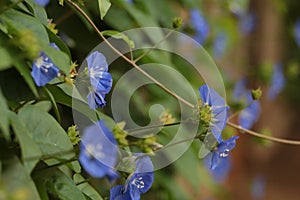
left=172, top=17, right=183, bottom=29
left=251, top=88, right=262, bottom=100
left=67, top=125, right=80, bottom=145
left=113, top=122, right=129, bottom=147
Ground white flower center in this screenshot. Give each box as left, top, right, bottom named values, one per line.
left=85, top=143, right=105, bottom=160
left=131, top=177, right=145, bottom=189
left=219, top=149, right=230, bottom=158
left=89, top=66, right=105, bottom=79
left=36, top=56, right=53, bottom=73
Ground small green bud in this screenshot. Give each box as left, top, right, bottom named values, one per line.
left=172, top=17, right=183, bottom=29
left=59, top=0, right=64, bottom=6
left=67, top=125, right=80, bottom=145
left=113, top=122, right=129, bottom=147
left=251, top=88, right=262, bottom=100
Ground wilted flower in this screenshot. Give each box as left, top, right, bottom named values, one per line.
left=31, top=43, right=59, bottom=86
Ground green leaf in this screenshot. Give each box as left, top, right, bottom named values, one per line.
left=40, top=42, right=71, bottom=76
left=0, top=9, right=49, bottom=43
left=0, top=47, right=12, bottom=71
left=42, top=87, right=61, bottom=123
left=33, top=166, right=86, bottom=200
left=0, top=89, right=10, bottom=140
left=14, top=61, right=39, bottom=97
left=18, top=105, right=74, bottom=160
left=46, top=26, right=72, bottom=58
left=98, top=0, right=111, bottom=20
left=1, top=156, right=41, bottom=200
left=74, top=174, right=103, bottom=200
left=11, top=113, right=42, bottom=174
left=24, top=0, right=48, bottom=25
left=102, top=30, right=135, bottom=48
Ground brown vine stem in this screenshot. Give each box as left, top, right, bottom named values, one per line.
left=65, top=0, right=194, bottom=109
left=227, top=121, right=300, bottom=145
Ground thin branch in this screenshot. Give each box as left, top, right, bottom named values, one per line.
left=65, top=0, right=194, bottom=109
left=227, top=121, right=300, bottom=145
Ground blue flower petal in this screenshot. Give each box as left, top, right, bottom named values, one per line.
left=34, top=0, right=50, bottom=7
left=294, top=19, right=300, bottom=47
left=267, top=63, right=285, bottom=100
left=79, top=120, right=118, bottom=178
left=110, top=185, right=133, bottom=200
left=204, top=136, right=238, bottom=182
left=87, top=91, right=106, bottom=109
left=91, top=71, right=113, bottom=94
left=31, top=43, right=60, bottom=86
left=239, top=12, right=256, bottom=35
left=213, top=33, right=227, bottom=58
left=190, top=9, right=209, bottom=45
left=86, top=51, right=113, bottom=109
left=238, top=99, right=260, bottom=129
left=87, top=51, right=108, bottom=72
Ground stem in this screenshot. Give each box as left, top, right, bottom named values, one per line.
left=227, top=121, right=300, bottom=145
left=65, top=0, right=194, bottom=109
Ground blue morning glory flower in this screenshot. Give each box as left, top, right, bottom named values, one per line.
left=31, top=43, right=59, bottom=87
left=213, top=32, right=227, bottom=58
left=238, top=91, right=261, bottom=129
left=34, top=0, right=50, bottom=7
left=239, top=12, right=256, bottom=35
left=199, top=84, right=228, bottom=142
left=190, top=9, right=209, bottom=45
left=86, top=51, right=113, bottom=109
left=204, top=136, right=239, bottom=182
left=233, top=79, right=261, bottom=129
left=267, top=63, right=286, bottom=100
left=79, top=120, right=119, bottom=182
left=294, top=19, right=300, bottom=47
left=110, top=154, right=154, bottom=200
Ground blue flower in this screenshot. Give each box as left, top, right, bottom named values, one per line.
left=34, top=0, right=50, bottom=7
left=233, top=79, right=261, bottom=129
left=238, top=92, right=261, bottom=129
left=294, top=19, right=300, bottom=47
left=31, top=43, right=59, bottom=86
left=213, top=32, right=227, bottom=58
left=79, top=120, right=119, bottom=182
left=190, top=9, right=209, bottom=45
left=239, top=12, right=256, bottom=35
left=199, top=84, right=228, bottom=142
left=204, top=136, right=239, bottom=182
left=86, top=51, right=113, bottom=109
left=267, top=63, right=285, bottom=100
left=110, top=154, right=154, bottom=200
